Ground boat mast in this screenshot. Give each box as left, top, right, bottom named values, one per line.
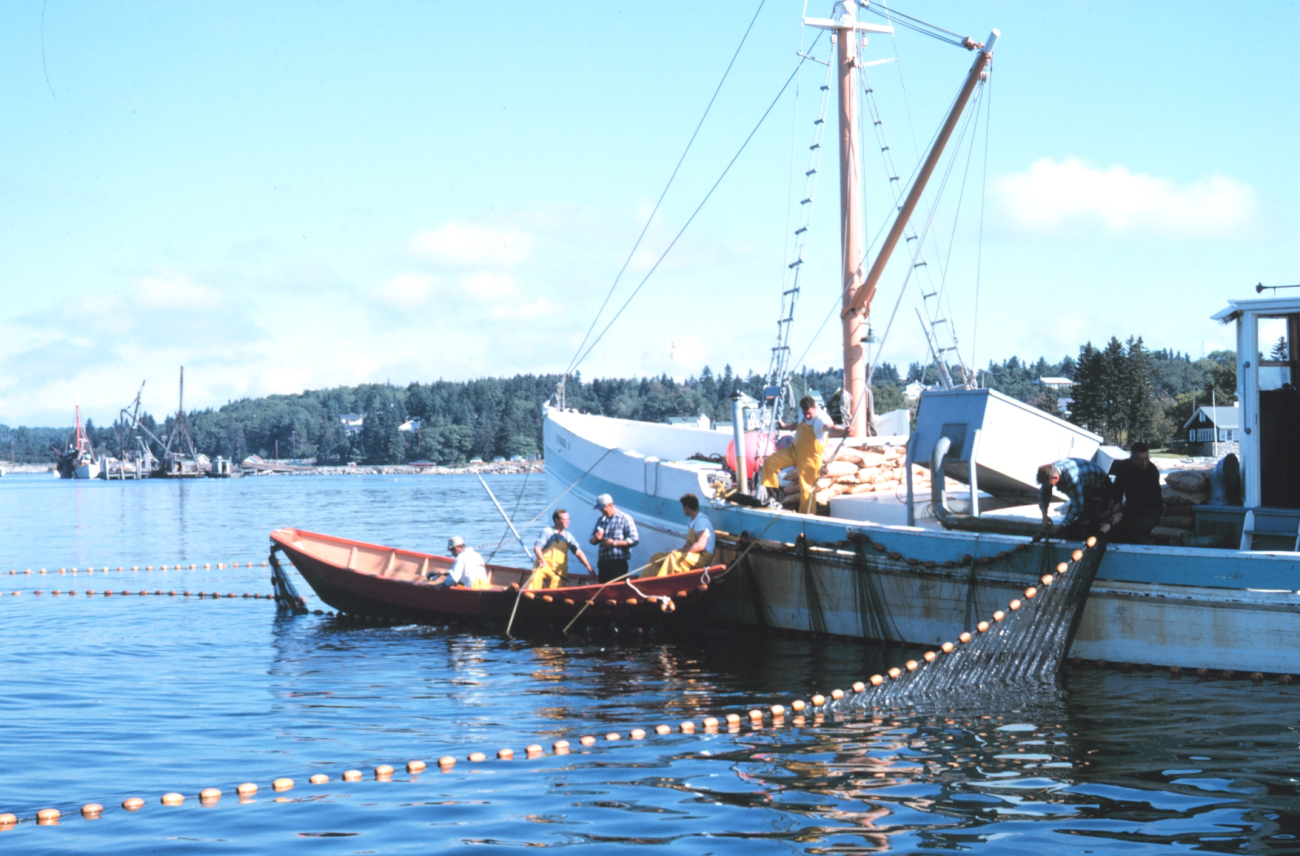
left=806, top=1, right=894, bottom=438
left=840, top=29, right=1000, bottom=329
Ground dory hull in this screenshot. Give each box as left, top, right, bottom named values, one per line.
left=270, top=528, right=728, bottom=626
left=544, top=407, right=1300, bottom=674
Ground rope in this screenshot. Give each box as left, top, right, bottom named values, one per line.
left=862, top=2, right=969, bottom=48
left=567, top=57, right=808, bottom=375
left=561, top=0, right=769, bottom=383
left=972, top=70, right=993, bottom=380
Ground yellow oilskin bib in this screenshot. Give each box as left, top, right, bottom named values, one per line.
left=645, top=525, right=714, bottom=578
left=760, top=421, right=825, bottom=514
left=528, top=538, right=570, bottom=590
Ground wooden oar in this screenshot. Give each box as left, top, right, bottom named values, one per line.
left=477, top=475, right=536, bottom=637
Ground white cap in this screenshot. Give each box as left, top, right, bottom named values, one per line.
left=594, top=493, right=614, bottom=509
left=447, top=535, right=465, bottom=550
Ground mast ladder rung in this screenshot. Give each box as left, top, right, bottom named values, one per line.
left=880, top=145, right=889, bottom=152
left=873, top=120, right=882, bottom=126
left=820, top=85, right=829, bottom=91
left=921, top=291, right=936, bottom=299
left=805, top=169, right=817, bottom=176
left=794, top=226, right=807, bottom=235
left=913, top=260, right=928, bottom=268
left=809, top=143, right=821, bottom=151
left=889, top=176, right=900, bottom=182
left=906, top=234, right=918, bottom=242
left=932, top=318, right=948, bottom=326
left=814, top=118, right=824, bottom=125
left=783, top=287, right=801, bottom=295
left=787, top=259, right=803, bottom=269
left=801, top=197, right=812, bottom=205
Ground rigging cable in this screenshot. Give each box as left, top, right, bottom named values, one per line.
left=567, top=58, right=811, bottom=376
left=866, top=76, right=986, bottom=387
left=562, top=0, right=769, bottom=383
left=861, top=2, right=968, bottom=48
left=972, top=69, right=993, bottom=383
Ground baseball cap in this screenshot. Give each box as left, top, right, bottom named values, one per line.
left=593, top=493, right=614, bottom=509
left=447, top=535, right=465, bottom=550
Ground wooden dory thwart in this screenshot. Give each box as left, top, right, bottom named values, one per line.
left=269, top=528, right=729, bottom=625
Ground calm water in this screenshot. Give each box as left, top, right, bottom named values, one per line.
left=0, top=472, right=1296, bottom=854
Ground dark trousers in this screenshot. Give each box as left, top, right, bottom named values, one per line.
left=1112, top=507, right=1161, bottom=544
left=597, top=558, right=629, bottom=584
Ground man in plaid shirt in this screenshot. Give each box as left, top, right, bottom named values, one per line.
left=588, top=493, right=639, bottom=583
left=1037, top=458, right=1118, bottom=539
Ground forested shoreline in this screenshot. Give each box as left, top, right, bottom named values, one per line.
left=0, top=341, right=1236, bottom=465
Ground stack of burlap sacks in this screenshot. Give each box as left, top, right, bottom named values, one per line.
left=776, top=445, right=940, bottom=510
left=1151, top=468, right=1212, bottom=541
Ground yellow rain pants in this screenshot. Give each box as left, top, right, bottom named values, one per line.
left=644, top=526, right=713, bottom=578
left=760, top=422, right=825, bottom=514
left=527, top=539, right=570, bottom=590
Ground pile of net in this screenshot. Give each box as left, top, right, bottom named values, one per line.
left=830, top=534, right=1107, bottom=713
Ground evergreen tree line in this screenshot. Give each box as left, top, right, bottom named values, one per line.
left=0, top=346, right=1236, bottom=465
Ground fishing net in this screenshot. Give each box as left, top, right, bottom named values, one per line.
left=831, top=534, right=1106, bottom=713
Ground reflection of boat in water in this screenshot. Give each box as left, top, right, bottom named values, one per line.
left=543, top=3, right=1300, bottom=674
left=270, top=528, right=729, bottom=627
left=53, top=405, right=100, bottom=480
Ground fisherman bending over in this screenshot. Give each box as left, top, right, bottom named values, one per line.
left=1108, top=442, right=1163, bottom=544
left=429, top=535, right=490, bottom=589
left=759, top=395, right=847, bottom=514
left=528, top=509, right=593, bottom=589
left=589, top=493, right=639, bottom=583
left=1037, top=458, right=1117, bottom=539
left=644, top=493, right=714, bottom=577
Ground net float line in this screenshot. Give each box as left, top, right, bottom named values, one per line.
left=0, top=715, right=830, bottom=831
left=6, top=561, right=268, bottom=577
left=0, top=590, right=319, bottom=613
left=2, top=616, right=1294, bottom=834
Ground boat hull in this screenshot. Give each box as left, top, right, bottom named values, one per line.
left=543, top=407, right=1300, bottom=673
left=270, top=528, right=729, bottom=627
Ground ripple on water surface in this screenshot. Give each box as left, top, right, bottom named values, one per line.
left=0, top=473, right=1297, bottom=853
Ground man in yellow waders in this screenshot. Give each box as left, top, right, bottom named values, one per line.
left=528, top=509, right=593, bottom=589
left=759, top=395, right=844, bottom=514
left=644, top=493, right=714, bottom=577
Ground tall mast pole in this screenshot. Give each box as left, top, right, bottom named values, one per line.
left=805, top=2, right=894, bottom=439
left=837, top=3, right=866, bottom=438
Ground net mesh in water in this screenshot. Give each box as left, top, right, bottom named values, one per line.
left=831, top=535, right=1107, bottom=713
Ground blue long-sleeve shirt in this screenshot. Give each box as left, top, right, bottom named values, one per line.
left=1039, top=458, right=1111, bottom=527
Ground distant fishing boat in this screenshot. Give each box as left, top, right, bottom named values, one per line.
left=53, top=405, right=100, bottom=480
left=270, top=528, right=729, bottom=627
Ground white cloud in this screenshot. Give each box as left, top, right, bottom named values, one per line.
left=409, top=221, right=534, bottom=267
left=374, top=272, right=442, bottom=307
left=995, top=157, right=1257, bottom=238
left=132, top=271, right=223, bottom=310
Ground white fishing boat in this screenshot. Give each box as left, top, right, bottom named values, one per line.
left=543, top=2, right=1299, bottom=674
left=55, top=405, right=101, bottom=480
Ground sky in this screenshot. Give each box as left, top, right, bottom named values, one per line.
left=2, top=1, right=1297, bottom=426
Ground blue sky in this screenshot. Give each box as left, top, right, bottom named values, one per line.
left=2, top=1, right=1297, bottom=426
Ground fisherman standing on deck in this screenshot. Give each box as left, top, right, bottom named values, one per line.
left=644, top=493, right=715, bottom=577
left=1108, top=442, right=1163, bottom=543
left=528, top=509, right=593, bottom=589
left=1037, top=459, right=1117, bottom=539
left=589, top=493, right=639, bottom=583
left=430, top=535, right=490, bottom=589
left=759, top=395, right=847, bottom=513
